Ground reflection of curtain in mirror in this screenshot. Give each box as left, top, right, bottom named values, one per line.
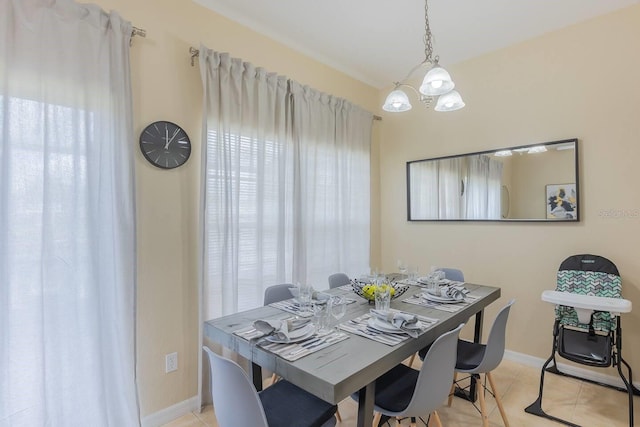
left=438, top=158, right=464, bottom=219
left=465, top=155, right=503, bottom=219
left=410, top=161, right=438, bottom=218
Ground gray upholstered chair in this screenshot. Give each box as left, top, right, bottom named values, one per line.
left=448, top=299, right=515, bottom=427
left=352, top=323, right=464, bottom=427
left=203, top=346, right=337, bottom=427
left=327, top=272, right=350, bottom=289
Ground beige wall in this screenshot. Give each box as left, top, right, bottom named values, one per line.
left=89, top=0, right=380, bottom=417
left=379, top=3, right=640, bottom=379
left=79, top=0, right=640, bottom=418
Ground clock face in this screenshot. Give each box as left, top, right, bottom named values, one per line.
left=139, top=121, right=191, bottom=169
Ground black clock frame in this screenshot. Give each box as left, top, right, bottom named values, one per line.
left=139, top=120, right=191, bottom=169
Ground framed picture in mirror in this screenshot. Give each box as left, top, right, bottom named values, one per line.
left=546, top=183, right=577, bottom=220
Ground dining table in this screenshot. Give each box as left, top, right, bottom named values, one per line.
left=204, top=281, right=500, bottom=427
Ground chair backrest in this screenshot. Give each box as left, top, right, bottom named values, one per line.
left=437, top=268, right=464, bottom=282
left=474, top=299, right=515, bottom=373
left=555, top=254, right=621, bottom=332
left=403, top=323, right=465, bottom=416
left=328, top=273, right=350, bottom=289
left=203, top=346, right=269, bottom=427
left=263, top=283, right=294, bottom=306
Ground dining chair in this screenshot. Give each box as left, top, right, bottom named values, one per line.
left=328, top=272, right=350, bottom=289
left=203, top=346, right=337, bottom=427
left=263, top=283, right=344, bottom=422
left=263, top=284, right=294, bottom=386
left=263, top=283, right=295, bottom=306
left=437, top=267, right=464, bottom=282
left=448, top=299, right=515, bottom=427
left=407, top=267, right=465, bottom=367
left=351, top=323, right=464, bottom=427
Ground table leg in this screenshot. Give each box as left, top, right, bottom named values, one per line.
left=454, top=309, right=484, bottom=402
left=251, top=362, right=263, bottom=391
left=357, top=382, right=375, bottom=427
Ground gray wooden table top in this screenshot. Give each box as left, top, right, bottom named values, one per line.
left=204, top=283, right=501, bottom=405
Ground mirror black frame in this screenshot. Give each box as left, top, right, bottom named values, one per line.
left=406, top=138, right=580, bottom=222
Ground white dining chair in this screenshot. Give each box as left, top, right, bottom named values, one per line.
left=328, top=272, right=350, bottom=289
left=448, top=299, right=515, bottom=427
left=351, top=323, right=464, bottom=427
left=203, top=346, right=337, bottom=427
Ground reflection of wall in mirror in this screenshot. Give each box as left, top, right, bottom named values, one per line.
left=508, top=149, right=575, bottom=219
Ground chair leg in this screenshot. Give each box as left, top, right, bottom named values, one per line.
left=372, top=411, right=382, bottom=427
left=477, top=374, right=489, bottom=427
left=447, top=371, right=457, bottom=407
left=431, top=411, right=443, bottom=427
left=487, top=371, right=509, bottom=427
left=407, top=352, right=416, bottom=367
left=268, top=373, right=278, bottom=385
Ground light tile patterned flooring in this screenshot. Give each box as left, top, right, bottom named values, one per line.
left=164, top=358, right=638, bottom=427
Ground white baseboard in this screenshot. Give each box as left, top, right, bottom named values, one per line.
left=504, top=349, right=640, bottom=390
left=141, top=396, right=199, bottom=427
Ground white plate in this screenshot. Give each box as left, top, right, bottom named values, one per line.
left=265, top=324, right=315, bottom=343
left=367, top=317, right=422, bottom=334
left=422, top=293, right=464, bottom=304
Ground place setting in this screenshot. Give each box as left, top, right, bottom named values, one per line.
left=235, top=296, right=351, bottom=361
left=404, top=282, right=478, bottom=312
left=339, top=308, right=438, bottom=345
left=268, top=283, right=356, bottom=317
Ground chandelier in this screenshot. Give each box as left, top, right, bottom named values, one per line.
left=382, top=0, right=465, bottom=113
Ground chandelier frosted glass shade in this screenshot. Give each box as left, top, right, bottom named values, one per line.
left=382, top=89, right=412, bottom=112
left=419, top=65, right=455, bottom=96
left=434, top=90, right=465, bottom=112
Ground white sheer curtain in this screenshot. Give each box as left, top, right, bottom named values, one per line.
left=289, top=82, right=371, bottom=288
left=199, top=50, right=293, bottom=318
left=0, top=1, right=139, bottom=426
left=198, top=49, right=371, bottom=318
left=465, top=155, right=503, bottom=219
left=409, top=161, right=439, bottom=219
left=438, top=158, right=464, bottom=219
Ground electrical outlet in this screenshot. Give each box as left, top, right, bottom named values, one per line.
left=165, top=352, right=178, bottom=373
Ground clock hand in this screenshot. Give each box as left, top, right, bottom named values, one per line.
left=166, top=127, right=181, bottom=148
left=164, top=125, right=169, bottom=150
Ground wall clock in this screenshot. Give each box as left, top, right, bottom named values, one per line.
left=139, top=121, right=191, bottom=169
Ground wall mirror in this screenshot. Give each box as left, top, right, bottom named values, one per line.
left=407, top=138, right=579, bottom=221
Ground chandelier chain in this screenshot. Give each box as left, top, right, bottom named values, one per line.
left=423, top=0, right=434, bottom=63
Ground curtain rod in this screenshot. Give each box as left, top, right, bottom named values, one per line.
left=188, top=46, right=381, bottom=122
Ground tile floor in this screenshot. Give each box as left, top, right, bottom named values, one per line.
left=163, top=358, right=638, bottom=427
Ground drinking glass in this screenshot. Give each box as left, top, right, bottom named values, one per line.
left=397, top=259, right=408, bottom=277
left=312, top=302, right=331, bottom=335
left=329, top=296, right=347, bottom=331
left=297, top=283, right=313, bottom=315
left=374, top=286, right=391, bottom=312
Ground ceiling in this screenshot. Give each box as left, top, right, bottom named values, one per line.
left=193, top=0, right=638, bottom=88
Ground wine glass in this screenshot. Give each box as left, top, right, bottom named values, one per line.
left=329, top=296, right=347, bottom=332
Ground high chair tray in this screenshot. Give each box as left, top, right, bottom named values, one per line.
left=542, top=290, right=631, bottom=314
